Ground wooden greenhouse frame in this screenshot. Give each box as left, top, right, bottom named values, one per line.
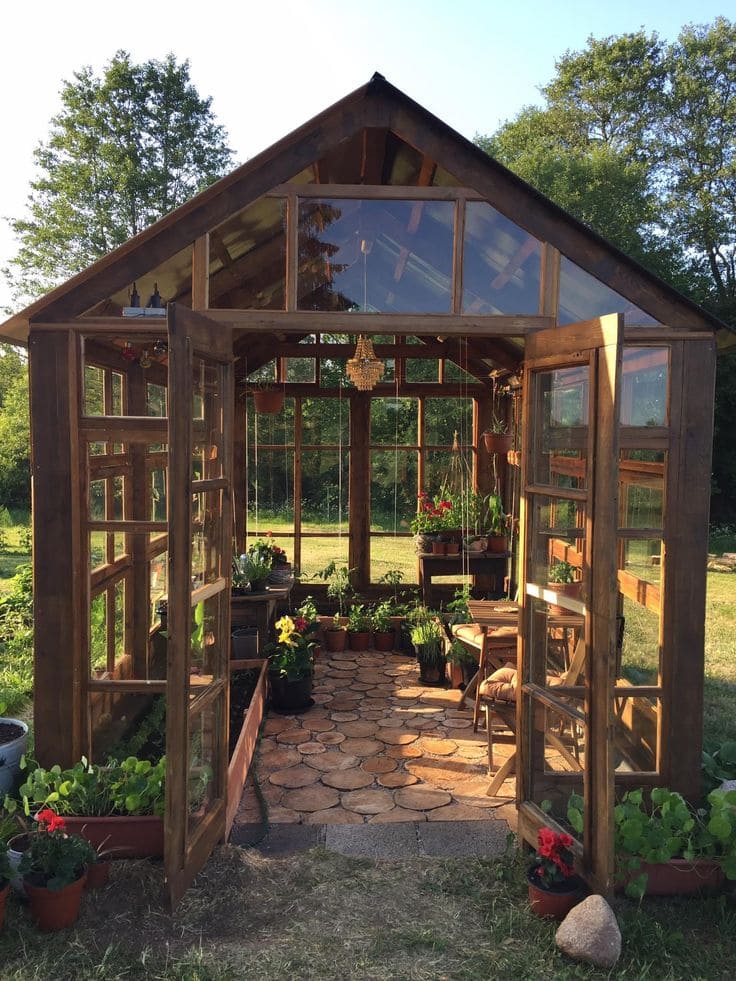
left=3, top=73, right=733, bottom=904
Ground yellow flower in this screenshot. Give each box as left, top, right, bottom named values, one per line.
left=275, top=615, right=296, bottom=646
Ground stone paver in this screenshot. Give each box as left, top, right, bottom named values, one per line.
left=239, top=646, right=518, bottom=828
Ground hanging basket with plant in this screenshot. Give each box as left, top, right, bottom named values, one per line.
left=251, top=384, right=284, bottom=414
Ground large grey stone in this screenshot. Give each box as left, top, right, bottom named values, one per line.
left=555, top=895, right=621, bottom=969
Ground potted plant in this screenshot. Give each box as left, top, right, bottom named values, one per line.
left=237, top=552, right=272, bottom=593
left=323, top=613, right=348, bottom=652
left=567, top=787, right=736, bottom=898
left=295, top=596, right=321, bottom=655
left=482, top=418, right=513, bottom=455
left=409, top=609, right=446, bottom=686
left=548, top=560, right=581, bottom=614
left=0, top=827, right=13, bottom=927
left=313, top=562, right=354, bottom=645
left=410, top=492, right=454, bottom=554
left=371, top=599, right=395, bottom=651
left=250, top=382, right=284, bottom=414
left=19, top=808, right=97, bottom=931
left=0, top=715, right=29, bottom=795
left=527, top=826, right=586, bottom=920
left=250, top=534, right=291, bottom=585
left=265, top=614, right=315, bottom=711
left=6, top=756, right=166, bottom=859
left=485, top=493, right=509, bottom=553
left=347, top=604, right=372, bottom=651
left=446, top=639, right=477, bottom=688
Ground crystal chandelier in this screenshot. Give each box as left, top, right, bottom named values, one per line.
left=346, top=335, right=385, bottom=391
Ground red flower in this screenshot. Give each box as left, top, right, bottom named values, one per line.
left=294, top=616, right=308, bottom=633
left=36, top=808, right=66, bottom=833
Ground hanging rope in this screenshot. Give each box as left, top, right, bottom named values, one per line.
left=337, top=376, right=344, bottom=545
left=393, top=360, right=400, bottom=541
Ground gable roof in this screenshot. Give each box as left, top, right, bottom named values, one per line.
left=2, top=72, right=733, bottom=349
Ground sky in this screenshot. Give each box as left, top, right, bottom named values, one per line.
left=0, top=0, right=729, bottom=315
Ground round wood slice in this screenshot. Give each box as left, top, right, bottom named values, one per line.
left=339, top=720, right=379, bottom=737
left=297, top=741, right=327, bottom=755
left=361, top=756, right=397, bottom=774
left=315, top=731, right=346, bottom=745
left=330, top=711, right=360, bottom=722
left=276, top=728, right=312, bottom=745
left=268, top=765, right=321, bottom=788
left=258, top=747, right=301, bottom=769
left=339, top=738, right=384, bottom=757
left=375, top=716, right=405, bottom=728
left=394, top=787, right=452, bottom=810
left=282, top=785, right=341, bottom=812
left=420, top=738, right=458, bottom=756
left=301, top=718, right=335, bottom=733
left=321, top=768, right=375, bottom=790
left=378, top=771, right=418, bottom=789
left=386, top=744, right=423, bottom=759
left=262, top=717, right=292, bottom=735
left=376, top=730, right=419, bottom=745
left=341, top=789, right=396, bottom=815
left=305, top=751, right=360, bottom=772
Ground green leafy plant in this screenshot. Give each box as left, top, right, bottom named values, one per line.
left=347, top=604, right=371, bottom=633
left=485, top=493, right=508, bottom=537
left=370, top=599, right=394, bottom=633
left=378, top=569, right=404, bottom=606
left=314, top=562, right=355, bottom=616
left=236, top=552, right=272, bottom=590
left=6, top=756, right=166, bottom=819
left=445, top=583, right=471, bottom=624
left=567, top=787, right=736, bottom=899
left=295, top=596, right=320, bottom=639
left=446, top=638, right=476, bottom=667
left=702, top=739, right=736, bottom=793
left=549, top=560, right=576, bottom=584
left=410, top=609, right=445, bottom=669
left=19, top=809, right=96, bottom=891
left=264, top=615, right=314, bottom=681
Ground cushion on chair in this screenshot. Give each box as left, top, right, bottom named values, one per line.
left=478, top=663, right=518, bottom=701
left=451, top=624, right=485, bottom=648
left=487, top=625, right=518, bottom=645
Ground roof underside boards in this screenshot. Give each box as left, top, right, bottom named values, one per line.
left=2, top=73, right=732, bottom=354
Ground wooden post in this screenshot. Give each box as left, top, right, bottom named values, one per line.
left=349, top=393, right=371, bottom=589
left=662, top=339, right=715, bottom=798
left=29, top=329, right=83, bottom=767
left=127, top=363, right=151, bottom=680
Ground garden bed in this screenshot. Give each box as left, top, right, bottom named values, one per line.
left=226, top=659, right=268, bottom=834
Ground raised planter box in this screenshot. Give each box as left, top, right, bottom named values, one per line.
left=623, top=859, right=726, bottom=896
left=63, top=815, right=164, bottom=859
left=226, top=658, right=269, bottom=835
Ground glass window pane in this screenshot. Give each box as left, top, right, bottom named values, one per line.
left=209, top=196, right=286, bottom=310
left=301, top=451, right=347, bottom=530
left=84, top=366, right=105, bottom=415
left=320, top=357, right=347, bottom=387
left=285, top=358, right=316, bottom=383
left=614, top=696, right=659, bottom=772
left=302, top=398, right=349, bottom=445
left=558, top=257, right=658, bottom=326
left=150, top=549, right=168, bottom=627
left=371, top=450, right=418, bottom=532
left=531, top=366, right=589, bottom=489
left=406, top=359, right=438, bottom=383
left=371, top=536, right=418, bottom=585
left=370, top=398, right=417, bottom=445
left=425, top=398, right=473, bottom=446
left=527, top=495, right=586, bottom=602
left=247, top=397, right=294, bottom=446
left=619, top=451, right=665, bottom=529
left=298, top=199, right=454, bottom=313
left=444, top=360, right=477, bottom=383
left=620, top=346, right=668, bottom=426
left=462, top=201, right=541, bottom=314
left=147, top=382, right=167, bottom=417
left=191, top=490, right=225, bottom=586
left=298, top=536, right=349, bottom=580
left=190, top=591, right=224, bottom=679
left=187, top=700, right=221, bottom=835
left=90, top=592, right=107, bottom=673
left=111, top=373, right=124, bottom=415
left=150, top=467, right=168, bottom=522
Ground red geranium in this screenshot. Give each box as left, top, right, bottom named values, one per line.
left=36, top=808, right=67, bottom=833
left=530, top=827, right=576, bottom=888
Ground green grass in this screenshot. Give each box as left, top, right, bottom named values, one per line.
left=0, top=845, right=735, bottom=979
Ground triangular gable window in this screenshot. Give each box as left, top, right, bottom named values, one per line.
left=558, top=256, right=658, bottom=326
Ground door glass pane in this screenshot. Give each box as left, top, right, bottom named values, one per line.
left=613, top=695, right=659, bottom=772
left=542, top=697, right=586, bottom=774
left=189, top=591, right=224, bottom=682
left=191, top=490, right=224, bottom=586
left=187, top=700, right=221, bottom=834
left=371, top=450, right=417, bottom=533
left=526, top=599, right=586, bottom=683
left=527, top=494, right=585, bottom=597
left=619, top=451, right=664, bottom=529
left=620, top=347, right=668, bottom=426
left=531, top=366, right=588, bottom=488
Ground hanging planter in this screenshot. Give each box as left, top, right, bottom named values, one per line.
left=482, top=431, right=513, bottom=455
left=252, top=387, right=284, bottom=414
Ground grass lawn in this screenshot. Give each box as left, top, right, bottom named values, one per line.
left=1, top=844, right=735, bottom=979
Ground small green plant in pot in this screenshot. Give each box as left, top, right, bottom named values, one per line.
left=265, top=614, right=315, bottom=711
left=347, top=603, right=372, bottom=651
left=371, top=599, right=395, bottom=651
left=548, top=559, right=581, bottom=613
left=410, top=609, right=446, bottom=686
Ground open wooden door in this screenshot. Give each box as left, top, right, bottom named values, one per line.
left=165, top=304, right=234, bottom=909
left=517, top=314, right=622, bottom=897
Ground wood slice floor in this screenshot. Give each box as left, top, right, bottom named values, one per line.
left=234, top=648, right=517, bottom=826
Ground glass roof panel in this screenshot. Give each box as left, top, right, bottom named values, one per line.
left=462, top=202, right=541, bottom=314
left=558, top=257, right=658, bottom=326
left=87, top=244, right=193, bottom=316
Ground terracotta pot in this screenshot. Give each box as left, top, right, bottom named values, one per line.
left=431, top=541, right=446, bottom=555
left=445, top=542, right=460, bottom=555
left=348, top=631, right=370, bottom=651
left=0, top=883, right=9, bottom=929
left=63, top=816, right=164, bottom=859
left=548, top=580, right=582, bottom=616
left=623, top=859, right=725, bottom=896
left=323, top=628, right=347, bottom=652
left=373, top=630, right=395, bottom=652
left=483, top=432, right=513, bottom=454
left=252, top=389, right=284, bottom=414
left=25, top=874, right=87, bottom=931
left=84, top=861, right=111, bottom=890
left=527, top=871, right=586, bottom=920
left=487, top=535, right=507, bottom=554
left=414, top=534, right=433, bottom=554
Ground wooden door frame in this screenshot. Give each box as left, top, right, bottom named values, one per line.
left=516, top=314, right=622, bottom=897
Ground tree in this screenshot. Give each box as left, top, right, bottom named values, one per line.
left=0, top=345, right=30, bottom=508
left=4, top=50, right=234, bottom=308
left=476, top=19, right=736, bottom=518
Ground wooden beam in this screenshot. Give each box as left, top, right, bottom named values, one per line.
left=192, top=235, right=210, bottom=310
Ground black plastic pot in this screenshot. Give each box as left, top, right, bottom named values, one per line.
left=231, top=626, right=259, bottom=659
left=269, top=672, right=314, bottom=712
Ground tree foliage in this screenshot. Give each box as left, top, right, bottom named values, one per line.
left=0, top=345, right=29, bottom=507
left=477, top=18, right=736, bottom=516
left=4, top=50, right=233, bottom=307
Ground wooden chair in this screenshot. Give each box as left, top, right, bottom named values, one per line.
left=479, top=636, right=587, bottom=797
left=450, top=622, right=518, bottom=727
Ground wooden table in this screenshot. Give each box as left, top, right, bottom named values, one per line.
left=418, top=551, right=509, bottom=607
left=231, top=581, right=294, bottom=654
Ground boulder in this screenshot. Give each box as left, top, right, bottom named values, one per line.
left=555, top=895, right=621, bottom=969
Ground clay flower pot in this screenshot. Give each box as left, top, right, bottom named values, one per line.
left=25, top=874, right=87, bottom=931
left=348, top=631, right=370, bottom=651
left=252, top=388, right=284, bottom=414
left=527, top=869, right=586, bottom=920
left=373, top=630, right=395, bottom=652
left=482, top=431, right=513, bottom=454
left=323, top=628, right=347, bottom=652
